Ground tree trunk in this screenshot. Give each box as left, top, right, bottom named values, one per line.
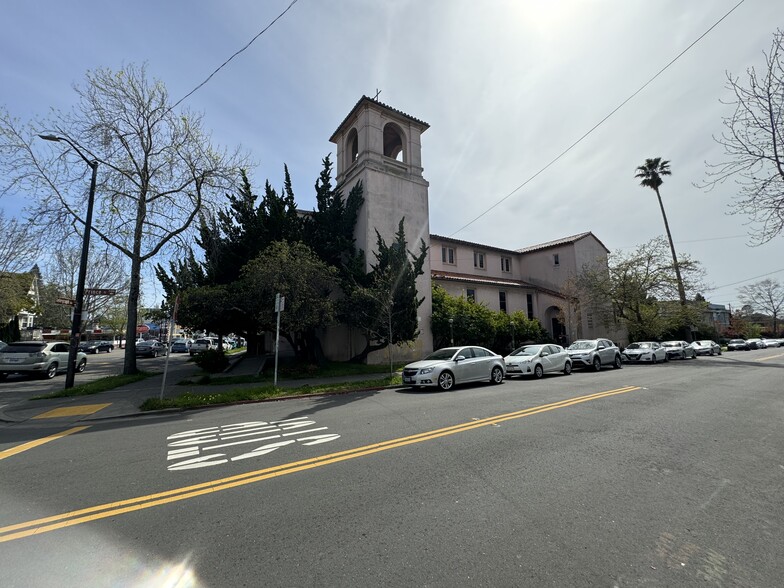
left=655, top=187, right=690, bottom=341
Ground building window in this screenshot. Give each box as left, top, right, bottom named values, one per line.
left=441, top=246, right=455, bottom=265
left=501, top=257, right=511, bottom=272
left=526, top=294, right=533, bottom=319
left=553, top=253, right=560, bottom=266
left=587, top=311, right=594, bottom=329
left=466, top=289, right=476, bottom=302
left=473, top=251, right=485, bottom=269
left=499, top=291, right=507, bottom=313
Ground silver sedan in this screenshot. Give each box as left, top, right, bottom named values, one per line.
left=621, top=342, right=668, bottom=364
left=402, top=346, right=506, bottom=391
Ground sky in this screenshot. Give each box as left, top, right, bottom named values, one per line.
left=1, top=0, right=782, bottom=311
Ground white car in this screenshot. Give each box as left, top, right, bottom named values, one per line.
left=504, top=344, right=571, bottom=378
left=690, top=340, right=722, bottom=356
left=402, top=346, right=506, bottom=391
left=621, top=341, right=668, bottom=363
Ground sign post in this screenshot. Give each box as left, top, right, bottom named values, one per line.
left=274, top=293, right=285, bottom=387
left=159, top=295, right=180, bottom=401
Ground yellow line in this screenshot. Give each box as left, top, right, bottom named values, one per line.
left=757, top=352, right=784, bottom=362
left=0, top=427, right=90, bottom=461
left=33, top=403, right=111, bottom=419
left=0, top=385, right=640, bottom=542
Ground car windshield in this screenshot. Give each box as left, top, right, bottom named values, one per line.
left=568, top=341, right=595, bottom=350
left=661, top=341, right=679, bottom=346
left=626, top=343, right=651, bottom=349
left=138, top=341, right=153, bottom=347
left=425, top=348, right=459, bottom=361
left=509, top=345, right=542, bottom=356
left=730, top=339, right=745, bottom=344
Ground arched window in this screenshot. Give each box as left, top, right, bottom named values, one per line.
left=383, top=123, right=405, bottom=161
left=346, top=128, right=359, bottom=167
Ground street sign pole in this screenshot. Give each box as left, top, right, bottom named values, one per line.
left=274, top=293, right=285, bottom=387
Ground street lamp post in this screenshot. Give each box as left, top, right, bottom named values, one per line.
left=448, top=318, right=454, bottom=346
left=39, top=134, right=98, bottom=389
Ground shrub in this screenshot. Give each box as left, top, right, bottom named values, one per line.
left=193, top=349, right=229, bottom=373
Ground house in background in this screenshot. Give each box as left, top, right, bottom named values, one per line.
left=1, top=266, right=41, bottom=332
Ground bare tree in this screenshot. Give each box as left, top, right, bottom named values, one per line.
left=0, top=210, right=38, bottom=273
left=702, top=29, right=784, bottom=244
left=0, top=63, right=248, bottom=374
left=44, top=244, right=131, bottom=328
left=738, top=279, right=783, bottom=335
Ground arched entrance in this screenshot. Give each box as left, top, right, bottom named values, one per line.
left=545, top=305, right=567, bottom=345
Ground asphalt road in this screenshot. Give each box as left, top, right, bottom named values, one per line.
left=1, top=347, right=782, bottom=587
left=0, top=349, right=191, bottom=405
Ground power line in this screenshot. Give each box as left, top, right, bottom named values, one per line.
left=447, top=0, right=746, bottom=238
left=172, top=0, right=299, bottom=110
left=705, top=267, right=784, bottom=292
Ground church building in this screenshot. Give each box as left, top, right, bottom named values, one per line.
left=324, top=96, right=622, bottom=363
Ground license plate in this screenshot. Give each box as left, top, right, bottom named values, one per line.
left=403, top=376, right=413, bottom=383
left=6, top=357, right=22, bottom=363
left=506, top=365, right=519, bottom=371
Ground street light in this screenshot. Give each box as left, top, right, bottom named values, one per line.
left=510, top=321, right=515, bottom=350
left=448, top=317, right=454, bottom=346
left=39, top=134, right=98, bottom=389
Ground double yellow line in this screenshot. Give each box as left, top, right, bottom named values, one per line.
left=0, top=385, right=640, bottom=543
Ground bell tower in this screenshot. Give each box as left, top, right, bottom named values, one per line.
left=330, top=96, right=433, bottom=360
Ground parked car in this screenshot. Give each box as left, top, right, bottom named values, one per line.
left=190, top=337, right=218, bottom=356
left=402, top=346, right=505, bottom=391
left=726, top=339, right=750, bottom=351
left=170, top=338, right=193, bottom=353
left=621, top=341, right=668, bottom=364
left=566, top=339, right=623, bottom=371
left=0, top=340, right=6, bottom=352
left=0, top=341, right=87, bottom=380
left=746, top=338, right=766, bottom=350
left=690, top=340, right=721, bottom=356
left=135, top=340, right=168, bottom=358
left=504, top=344, right=572, bottom=378
left=78, top=340, right=114, bottom=354
left=661, top=341, right=697, bottom=359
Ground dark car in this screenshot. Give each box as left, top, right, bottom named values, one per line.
left=78, top=340, right=114, bottom=354
left=170, top=338, right=192, bottom=353
left=135, top=340, right=168, bottom=358
left=726, top=339, right=749, bottom=351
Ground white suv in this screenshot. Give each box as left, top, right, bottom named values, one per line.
left=0, top=341, right=87, bottom=380
left=566, top=339, right=623, bottom=371
left=189, top=337, right=219, bottom=356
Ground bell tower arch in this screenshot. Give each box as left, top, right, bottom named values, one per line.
left=330, top=96, right=433, bottom=360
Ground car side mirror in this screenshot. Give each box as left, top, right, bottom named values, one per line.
left=541, top=351, right=549, bottom=357
left=455, top=355, right=466, bottom=362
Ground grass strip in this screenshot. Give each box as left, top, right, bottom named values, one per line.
left=31, top=372, right=154, bottom=399
left=141, top=375, right=401, bottom=411
left=179, top=360, right=405, bottom=386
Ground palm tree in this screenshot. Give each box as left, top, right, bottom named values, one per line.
left=635, top=158, right=687, bottom=308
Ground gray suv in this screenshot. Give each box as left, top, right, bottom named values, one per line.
left=0, top=341, right=87, bottom=380
left=566, top=338, right=623, bottom=371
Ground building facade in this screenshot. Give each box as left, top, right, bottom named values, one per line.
left=319, top=97, right=623, bottom=363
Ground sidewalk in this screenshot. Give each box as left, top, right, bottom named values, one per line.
left=0, top=353, right=397, bottom=423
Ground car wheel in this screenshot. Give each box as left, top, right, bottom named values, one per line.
left=437, top=371, right=455, bottom=391
left=108, top=347, right=113, bottom=352
left=44, top=363, right=58, bottom=379
left=613, top=355, right=623, bottom=369
left=664, top=354, right=669, bottom=362
left=563, top=361, right=572, bottom=375
left=533, top=364, right=544, bottom=379
left=76, top=359, right=86, bottom=373
left=490, top=366, right=504, bottom=384
left=592, top=357, right=601, bottom=372
left=651, top=355, right=657, bottom=364
left=709, top=349, right=714, bottom=356
left=152, top=350, right=158, bottom=358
